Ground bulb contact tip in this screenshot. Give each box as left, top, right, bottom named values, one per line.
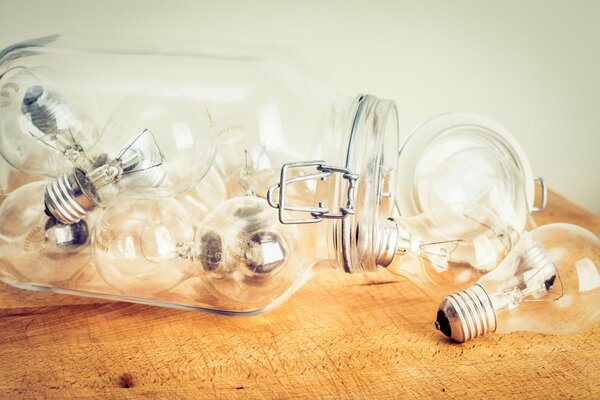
left=44, top=169, right=98, bottom=224
left=436, top=285, right=497, bottom=343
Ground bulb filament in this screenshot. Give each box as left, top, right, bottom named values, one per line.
left=85, top=128, right=164, bottom=190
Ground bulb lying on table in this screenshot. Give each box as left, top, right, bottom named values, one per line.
left=0, top=68, right=99, bottom=177
left=44, top=86, right=217, bottom=224
left=384, top=201, right=522, bottom=301
left=435, top=223, right=600, bottom=343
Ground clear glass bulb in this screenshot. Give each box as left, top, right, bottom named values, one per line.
left=44, top=86, right=217, bottom=224
left=193, top=196, right=307, bottom=306
left=384, top=202, right=522, bottom=301
left=0, top=181, right=91, bottom=284
left=436, top=223, right=600, bottom=342
left=0, top=68, right=99, bottom=177
left=92, top=197, right=196, bottom=296
left=92, top=195, right=307, bottom=306
left=376, top=147, right=535, bottom=300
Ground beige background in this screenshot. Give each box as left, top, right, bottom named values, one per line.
left=0, top=0, right=598, bottom=213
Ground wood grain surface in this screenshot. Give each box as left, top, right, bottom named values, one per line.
left=0, top=191, right=598, bottom=399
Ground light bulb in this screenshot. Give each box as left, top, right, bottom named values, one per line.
left=92, top=195, right=306, bottom=304
left=193, top=196, right=306, bottom=305
left=373, top=142, right=536, bottom=300
left=0, top=181, right=91, bottom=284
left=44, top=86, right=216, bottom=224
left=435, top=223, right=600, bottom=342
left=0, top=68, right=99, bottom=176
left=382, top=202, right=521, bottom=301
left=92, top=197, right=196, bottom=296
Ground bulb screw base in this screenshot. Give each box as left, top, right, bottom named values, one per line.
left=44, top=169, right=98, bottom=224
left=435, top=284, right=497, bottom=343
left=373, top=218, right=398, bottom=268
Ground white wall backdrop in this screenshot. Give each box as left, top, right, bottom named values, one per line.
left=0, top=0, right=598, bottom=213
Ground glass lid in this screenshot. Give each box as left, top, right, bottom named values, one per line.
left=395, top=113, right=536, bottom=232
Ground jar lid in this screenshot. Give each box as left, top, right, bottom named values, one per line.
left=395, top=113, right=535, bottom=232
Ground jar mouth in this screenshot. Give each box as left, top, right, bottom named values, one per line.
left=332, top=94, right=399, bottom=273
left=395, top=112, right=535, bottom=233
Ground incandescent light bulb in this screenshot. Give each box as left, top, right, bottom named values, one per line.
left=92, top=195, right=306, bottom=305
left=376, top=152, right=535, bottom=301
left=193, top=196, right=306, bottom=305
left=0, top=68, right=100, bottom=177
left=92, top=197, right=196, bottom=296
left=435, top=223, right=600, bottom=342
left=44, top=86, right=216, bottom=224
left=0, top=181, right=91, bottom=284
left=383, top=202, right=522, bottom=300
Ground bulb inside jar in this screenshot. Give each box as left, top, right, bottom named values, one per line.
left=193, top=196, right=307, bottom=305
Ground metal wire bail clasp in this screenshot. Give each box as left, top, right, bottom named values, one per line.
left=266, top=161, right=359, bottom=224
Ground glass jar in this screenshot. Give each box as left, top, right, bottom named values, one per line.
left=0, top=35, right=545, bottom=314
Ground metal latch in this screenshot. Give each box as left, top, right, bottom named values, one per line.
left=266, top=161, right=359, bottom=224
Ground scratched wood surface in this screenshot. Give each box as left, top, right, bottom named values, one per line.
left=0, top=191, right=598, bottom=399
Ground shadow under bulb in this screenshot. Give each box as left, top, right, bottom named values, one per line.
left=0, top=181, right=91, bottom=284
left=435, top=223, right=600, bottom=343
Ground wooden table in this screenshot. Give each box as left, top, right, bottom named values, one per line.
left=0, top=191, right=598, bottom=399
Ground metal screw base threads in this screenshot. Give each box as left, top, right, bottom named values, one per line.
left=436, top=284, right=497, bottom=343
left=44, top=169, right=98, bottom=224
left=373, top=218, right=399, bottom=268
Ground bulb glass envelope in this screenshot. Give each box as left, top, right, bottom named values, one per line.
left=0, top=67, right=100, bottom=177
left=436, top=223, right=600, bottom=343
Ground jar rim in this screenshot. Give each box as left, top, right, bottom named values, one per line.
left=333, top=94, right=399, bottom=273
